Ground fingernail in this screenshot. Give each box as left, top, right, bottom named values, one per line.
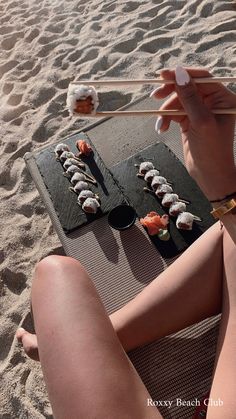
left=155, top=116, right=163, bottom=134
left=150, top=86, right=162, bottom=98
left=175, top=66, right=190, bottom=86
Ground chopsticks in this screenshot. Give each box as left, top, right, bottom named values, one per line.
left=71, top=77, right=236, bottom=86
left=88, top=109, right=236, bottom=117
left=69, top=76, right=236, bottom=116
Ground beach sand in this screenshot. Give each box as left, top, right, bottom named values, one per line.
left=0, top=0, right=236, bottom=417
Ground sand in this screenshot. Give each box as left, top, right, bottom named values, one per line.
left=0, top=0, right=236, bottom=417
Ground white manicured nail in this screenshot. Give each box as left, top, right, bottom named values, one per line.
left=150, top=86, right=162, bottom=98
left=155, top=116, right=163, bottom=134
left=175, top=66, right=190, bottom=86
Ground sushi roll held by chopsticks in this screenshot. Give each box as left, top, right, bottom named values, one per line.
left=67, top=84, right=99, bottom=116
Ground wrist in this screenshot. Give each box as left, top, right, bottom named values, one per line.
left=205, top=169, right=236, bottom=202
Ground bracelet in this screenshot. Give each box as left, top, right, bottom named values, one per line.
left=210, top=191, right=236, bottom=203
left=211, top=198, right=236, bottom=219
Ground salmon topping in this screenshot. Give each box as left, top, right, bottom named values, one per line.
left=140, top=211, right=169, bottom=236
left=76, top=139, right=93, bottom=156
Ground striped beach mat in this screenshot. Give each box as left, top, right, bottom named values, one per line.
left=24, top=95, right=226, bottom=419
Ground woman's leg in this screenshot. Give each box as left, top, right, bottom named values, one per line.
left=111, top=221, right=223, bottom=351
left=17, top=222, right=223, bottom=357
left=29, top=255, right=160, bottom=419
left=206, top=229, right=236, bottom=419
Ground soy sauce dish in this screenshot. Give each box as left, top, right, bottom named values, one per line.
left=108, top=205, right=136, bottom=231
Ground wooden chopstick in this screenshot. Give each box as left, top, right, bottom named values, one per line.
left=87, top=109, right=236, bottom=117
left=71, top=77, right=236, bottom=86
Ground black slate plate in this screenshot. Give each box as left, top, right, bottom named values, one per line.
left=111, top=142, right=215, bottom=258
left=36, top=133, right=126, bottom=233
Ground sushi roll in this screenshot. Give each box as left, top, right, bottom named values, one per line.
left=54, top=143, right=70, bottom=158
left=161, top=193, right=179, bottom=208
left=155, top=184, right=173, bottom=198
left=138, top=162, right=154, bottom=175
left=71, top=172, right=86, bottom=185
left=144, top=169, right=160, bottom=183
left=67, top=84, right=99, bottom=116
left=63, top=158, right=85, bottom=170
left=72, top=181, right=89, bottom=193
left=176, top=212, right=194, bottom=230
left=169, top=201, right=186, bottom=217
left=151, top=175, right=168, bottom=190
left=64, top=164, right=82, bottom=177
left=82, top=197, right=100, bottom=214
left=77, top=190, right=98, bottom=204
left=70, top=170, right=96, bottom=185
left=59, top=151, right=77, bottom=163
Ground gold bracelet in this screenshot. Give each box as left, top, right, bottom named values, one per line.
left=211, top=198, right=236, bottom=219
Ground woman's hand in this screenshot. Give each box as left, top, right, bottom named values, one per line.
left=151, top=67, right=236, bottom=201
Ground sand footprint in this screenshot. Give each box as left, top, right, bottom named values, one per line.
left=197, top=1, right=214, bottom=18
left=6, top=0, right=20, bottom=10
left=0, top=26, right=14, bottom=35
left=100, top=2, right=116, bottom=13
left=122, top=2, right=140, bottom=13
left=25, top=28, right=40, bottom=43
left=11, top=117, right=24, bottom=126
left=90, top=22, right=101, bottom=32
left=1, top=32, right=23, bottom=51
left=17, top=59, right=35, bottom=71
left=139, top=5, right=160, bottom=18
left=24, top=16, right=40, bottom=26
left=38, top=34, right=57, bottom=45
left=0, top=60, right=18, bottom=79
left=2, top=104, right=29, bottom=123
left=3, top=141, right=18, bottom=154
left=113, top=38, right=138, bottom=54
left=1, top=268, right=27, bottom=295
left=30, top=86, right=56, bottom=108
left=20, top=63, right=41, bottom=82
left=139, top=36, right=173, bottom=53
left=7, top=93, right=23, bottom=106
left=52, top=51, right=71, bottom=68
left=37, top=42, right=59, bottom=58
left=74, top=47, right=99, bottom=64
left=10, top=141, right=32, bottom=160
left=17, top=203, right=34, bottom=219
left=44, top=23, right=65, bottom=34
left=55, top=77, right=73, bottom=89
left=2, top=82, right=14, bottom=95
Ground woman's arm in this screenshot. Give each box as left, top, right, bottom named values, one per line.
left=151, top=66, right=236, bottom=243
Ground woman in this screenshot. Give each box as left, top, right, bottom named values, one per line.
left=16, top=67, right=236, bottom=419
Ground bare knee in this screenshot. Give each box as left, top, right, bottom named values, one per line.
left=31, top=256, right=98, bottom=329
left=36, top=255, right=79, bottom=272
left=33, top=255, right=88, bottom=287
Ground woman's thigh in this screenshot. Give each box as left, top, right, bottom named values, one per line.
left=31, top=255, right=161, bottom=419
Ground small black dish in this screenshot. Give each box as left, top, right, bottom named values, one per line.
left=108, top=204, right=136, bottom=231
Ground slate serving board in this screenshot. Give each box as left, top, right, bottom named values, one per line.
left=111, top=142, right=216, bottom=258
left=36, top=133, right=126, bottom=233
